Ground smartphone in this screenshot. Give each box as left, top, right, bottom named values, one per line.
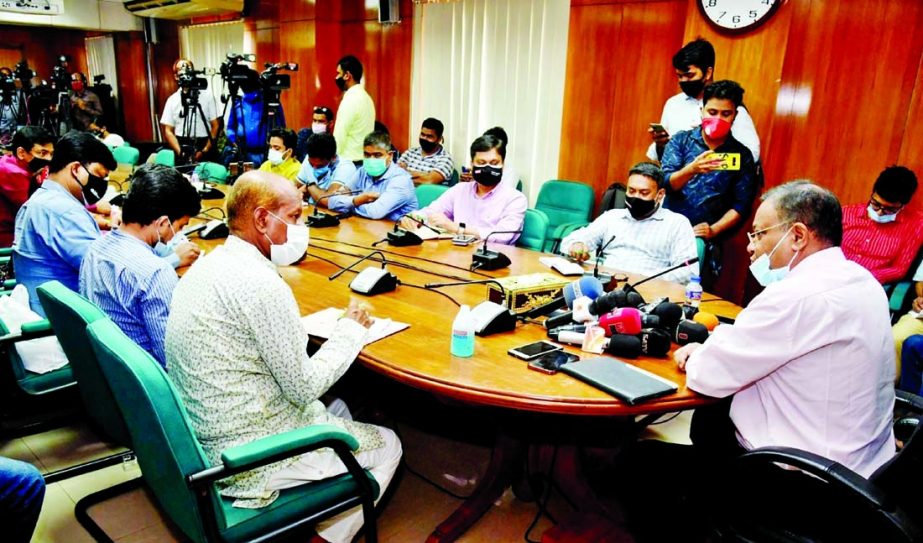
left=706, top=152, right=741, bottom=171
left=649, top=122, right=667, bottom=134
left=452, top=235, right=477, bottom=246
left=528, top=351, right=579, bottom=375
left=508, top=340, right=563, bottom=361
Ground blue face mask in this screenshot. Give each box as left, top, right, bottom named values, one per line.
left=313, top=165, right=330, bottom=180
left=749, top=226, right=797, bottom=287
left=867, top=204, right=898, bottom=224
left=154, top=220, right=187, bottom=257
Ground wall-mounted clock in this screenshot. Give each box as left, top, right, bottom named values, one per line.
left=697, top=0, right=783, bottom=33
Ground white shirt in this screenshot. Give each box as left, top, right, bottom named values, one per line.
left=647, top=92, right=761, bottom=162
left=686, top=247, right=895, bottom=478
left=559, top=206, right=699, bottom=284
left=159, top=89, right=218, bottom=139
left=500, top=163, right=519, bottom=190
left=333, top=84, right=375, bottom=162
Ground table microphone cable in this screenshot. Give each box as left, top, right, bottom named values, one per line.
left=197, top=206, right=226, bottom=221
left=310, top=244, right=478, bottom=284
left=391, top=421, right=473, bottom=501
left=311, top=236, right=494, bottom=278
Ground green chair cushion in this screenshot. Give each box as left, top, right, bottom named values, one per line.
left=535, top=180, right=595, bottom=252
left=416, top=184, right=449, bottom=208
left=112, top=146, right=140, bottom=166
left=518, top=209, right=549, bottom=251
left=16, top=365, right=75, bottom=396
left=154, top=149, right=176, bottom=167
left=195, top=162, right=230, bottom=184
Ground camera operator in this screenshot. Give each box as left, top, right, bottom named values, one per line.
left=160, top=59, right=219, bottom=163
left=225, top=66, right=271, bottom=165
left=0, top=67, right=27, bottom=145
left=69, top=72, right=103, bottom=131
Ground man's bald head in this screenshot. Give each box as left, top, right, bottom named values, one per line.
left=227, top=171, right=300, bottom=234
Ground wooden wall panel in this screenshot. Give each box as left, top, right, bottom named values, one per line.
left=898, top=63, right=923, bottom=188
left=113, top=33, right=153, bottom=143
left=0, top=25, right=88, bottom=85
left=279, top=20, right=317, bottom=130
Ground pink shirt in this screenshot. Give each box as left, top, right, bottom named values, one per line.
left=841, top=203, right=923, bottom=284
left=421, top=181, right=527, bottom=245
left=686, top=247, right=895, bottom=477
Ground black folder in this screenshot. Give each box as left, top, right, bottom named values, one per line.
left=561, top=357, right=678, bottom=405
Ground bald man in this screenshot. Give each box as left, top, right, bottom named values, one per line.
left=166, top=171, right=402, bottom=543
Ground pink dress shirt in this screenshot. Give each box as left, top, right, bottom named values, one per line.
left=686, top=247, right=895, bottom=477
left=420, top=181, right=528, bottom=245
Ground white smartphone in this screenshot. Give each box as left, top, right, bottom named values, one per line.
left=452, top=235, right=477, bottom=246
left=508, top=340, right=564, bottom=361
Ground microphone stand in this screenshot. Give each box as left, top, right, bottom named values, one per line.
left=329, top=250, right=388, bottom=281
left=308, top=190, right=361, bottom=228
left=424, top=280, right=519, bottom=334
left=471, top=230, right=523, bottom=271
left=623, top=256, right=699, bottom=293
left=587, top=235, right=616, bottom=285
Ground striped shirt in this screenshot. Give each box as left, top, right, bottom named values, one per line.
left=560, top=206, right=699, bottom=284
left=79, top=229, right=177, bottom=368
left=399, top=146, right=455, bottom=183
left=842, top=203, right=923, bottom=284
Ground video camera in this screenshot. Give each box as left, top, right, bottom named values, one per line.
left=50, top=55, right=70, bottom=91
left=260, top=62, right=298, bottom=92
left=0, top=72, right=15, bottom=103
left=220, top=53, right=256, bottom=88
left=177, top=65, right=209, bottom=91
left=13, top=60, right=35, bottom=90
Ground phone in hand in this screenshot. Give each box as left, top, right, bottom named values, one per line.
left=528, top=351, right=579, bottom=374
left=649, top=122, right=667, bottom=134
left=508, top=340, right=563, bottom=361
left=705, top=152, right=741, bottom=171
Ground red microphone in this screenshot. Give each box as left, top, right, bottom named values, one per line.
left=598, top=308, right=661, bottom=336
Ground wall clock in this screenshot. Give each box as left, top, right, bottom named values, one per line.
left=697, top=0, right=783, bottom=33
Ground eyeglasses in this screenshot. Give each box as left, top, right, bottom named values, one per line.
left=313, top=106, right=332, bottom=115
left=868, top=198, right=903, bottom=216
left=747, top=222, right=789, bottom=244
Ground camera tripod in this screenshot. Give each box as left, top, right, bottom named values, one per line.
left=178, top=88, right=215, bottom=163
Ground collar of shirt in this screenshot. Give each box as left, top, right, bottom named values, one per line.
left=365, top=162, right=403, bottom=185
left=111, top=228, right=158, bottom=254
left=40, top=178, right=82, bottom=203
left=416, top=145, right=447, bottom=159
left=689, top=125, right=742, bottom=152
left=787, top=246, right=845, bottom=279
left=224, top=235, right=276, bottom=271
left=617, top=205, right=667, bottom=223
left=468, top=181, right=505, bottom=201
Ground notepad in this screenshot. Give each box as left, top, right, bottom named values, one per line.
left=301, top=307, right=409, bottom=345
left=414, top=227, right=454, bottom=240
left=560, top=357, right=678, bottom=405
left=539, top=256, right=586, bottom=276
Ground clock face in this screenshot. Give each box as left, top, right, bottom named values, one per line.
left=698, top=0, right=782, bottom=32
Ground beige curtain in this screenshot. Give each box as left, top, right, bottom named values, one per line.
left=85, top=35, right=118, bottom=98
left=179, top=20, right=244, bottom=110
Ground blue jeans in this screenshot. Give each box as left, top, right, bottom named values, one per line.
left=0, top=457, right=45, bottom=542
left=899, top=334, right=923, bottom=396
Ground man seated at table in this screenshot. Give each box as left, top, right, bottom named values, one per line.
left=893, top=259, right=923, bottom=380
left=312, top=105, right=335, bottom=134
left=0, top=126, right=54, bottom=247
left=400, top=134, right=526, bottom=244
left=622, top=181, right=894, bottom=540
left=842, top=165, right=923, bottom=285
left=660, top=80, right=758, bottom=242
left=398, top=117, right=455, bottom=186
left=560, top=162, right=698, bottom=284
left=166, top=171, right=401, bottom=543
left=258, top=128, right=301, bottom=183
left=79, top=164, right=201, bottom=368
left=327, top=131, right=418, bottom=221
left=296, top=133, right=356, bottom=204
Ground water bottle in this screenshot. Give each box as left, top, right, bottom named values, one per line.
left=685, top=275, right=703, bottom=308
left=450, top=304, right=475, bottom=357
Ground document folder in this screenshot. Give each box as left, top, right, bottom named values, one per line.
left=561, top=357, right=678, bottom=405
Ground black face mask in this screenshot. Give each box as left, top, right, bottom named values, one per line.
left=28, top=157, right=50, bottom=173
left=335, top=76, right=347, bottom=91
left=419, top=138, right=438, bottom=153
left=472, top=165, right=502, bottom=187
left=679, top=78, right=706, bottom=98
left=77, top=164, right=108, bottom=205
left=625, top=196, right=659, bottom=220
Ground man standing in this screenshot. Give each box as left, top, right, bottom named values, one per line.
left=80, top=164, right=201, bottom=368
left=328, top=131, right=417, bottom=221
left=332, top=56, right=375, bottom=165
left=160, top=59, right=219, bottom=163
left=841, top=165, right=923, bottom=285
left=68, top=73, right=103, bottom=131
left=12, top=131, right=116, bottom=316
left=296, top=133, right=356, bottom=204
left=166, top=171, right=401, bottom=543
left=399, top=117, right=455, bottom=185
left=0, top=126, right=54, bottom=247
left=258, top=128, right=301, bottom=183
left=647, top=38, right=760, bottom=163
left=401, top=134, right=526, bottom=244
left=561, top=162, right=698, bottom=283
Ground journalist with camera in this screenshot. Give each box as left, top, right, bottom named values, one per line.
left=68, top=72, right=103, bottom=131
left=0, top=67, right=26, bottom=145
left=160, top=59, right=219, bottom=164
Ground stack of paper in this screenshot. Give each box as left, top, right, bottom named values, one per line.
left=539, top=256, right=586, bottom=276
left=301, top=307, right=409, bottom=345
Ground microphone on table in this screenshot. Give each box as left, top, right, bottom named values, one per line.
left=640, top=299, right=685, bottom=333
left=548, top=327, right=670, bottom=358
left=674, top=320, right=709, bottom=345
left=307, top=190, right=362, bottom=228
left=533, top=277, right=605, bottom=329
left=424, top=279, right=517, bottom=336
left=384, top=213, right=432, bottom=246
left=329, top=250, right=398, bottom=295
left=598, top=307, right=661, bottom=336
left=471, top=230, right=523, bottom=271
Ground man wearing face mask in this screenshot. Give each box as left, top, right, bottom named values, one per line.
left=661, top=80, right=758, bottom=242
left=166, top=171, right=401, bottom=543
left=646, top=39, right=760, bottom=163
left=68, top=72, right=103, bottom=132
left=79, top=164, right=201, bottom=368
left=258, top=128, right=301, bottom=183
left=332, top=56, right=375, bottom=165
left=841, top=165, right=923, bottom=285
left=327, top=131, right=417, bottom=221
left=312, top=105, right=334, bottom=135
left=559, top=162, right=698, bottom=283
left=12, top=131, right=116, bottom=316
left=297, top=132, right=356, bottom=204
left=398, top=117, right=455, bottom=186
left=400, top=135, right=526, bottom=244
left=0, top=126, right=54, bottom=247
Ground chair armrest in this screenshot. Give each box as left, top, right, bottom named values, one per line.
left=548, top=221, right=588, bottom=253
left=188, top=424, right=361, bottom=485
left=736, top=446, right=890, bottom=510
left=0, top=319, right=55, bottom=345
left=896, top=390, right=923, bottom=414
left=1, top=279, right=16, bottom=291
left=0, top=247, right=11, bottom=257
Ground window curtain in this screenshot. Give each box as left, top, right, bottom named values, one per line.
left=179, top=20, right=244, bottom=110
left=85, top=35, right=118, bottom=98
left=410, top=0, right=570, bottom=202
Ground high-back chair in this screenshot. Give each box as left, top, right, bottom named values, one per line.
left=416, top=184, right=449, bottom=208
left=517, top=209, right=549, bottom=252
left=534, top=180, right=595, bottom=253
left=112, top=145, right=140, bottom=167
left=153, top=149, right=176, bottom=167
left=87, top=318, right=382, bottom=542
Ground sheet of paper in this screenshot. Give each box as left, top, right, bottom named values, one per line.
left=301, top=307, right=409, bottom=345
left=539, top=256, right=585, bottom=276
left=414, top=227, right=454, bottom=240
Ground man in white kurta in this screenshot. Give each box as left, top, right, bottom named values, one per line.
left=166, top=171, right=401, bottom=543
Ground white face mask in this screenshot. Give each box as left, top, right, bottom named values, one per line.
left=264, top=212, right=309, bottom=266
left=867, top=204, right=898, bottom=224
left=154, top=219, right=187, bottom=257
left=267, top=149, right=285, bottom=166
left=311, top=122, right=327, bottom=134
left=748, top=226, right=797, bottom=287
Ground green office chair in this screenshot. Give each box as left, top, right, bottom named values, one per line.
left=112, top=145, right=140, bottom=167
left=516, top=179, right=523, bottom=192
left=443, top=169, right=459, bottom=187
left=195, top=162, right=230, bottom=184
left=517, top=209, right=550, bottom=251
left=416, top=184, right=449, bottom=208
left=534, top=180, right=595, bottom=253
left=153, top=149, right=176, bottom=167
left=86, top=318, right=381, bottom=543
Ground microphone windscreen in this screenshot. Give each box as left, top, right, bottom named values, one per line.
left=650, top=302, right=683, bottom=330
left=641, top=314, right=662, bottom=330
left=639, top=328, right=671, bottom=357
left=605, top=334, right=642, bottom=358
left=626, top=290, right=645, bottom=307
left=674, top=320, right=709, bottom=345
left=591, top=289, right=627, bottom=315
left=693, top=311, right=720, bottom=331
left=563, top=277, right=604, bottom=308
left=599, top=308, right=642, bottom=336
left=544, top=311, right=574, bottom=330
